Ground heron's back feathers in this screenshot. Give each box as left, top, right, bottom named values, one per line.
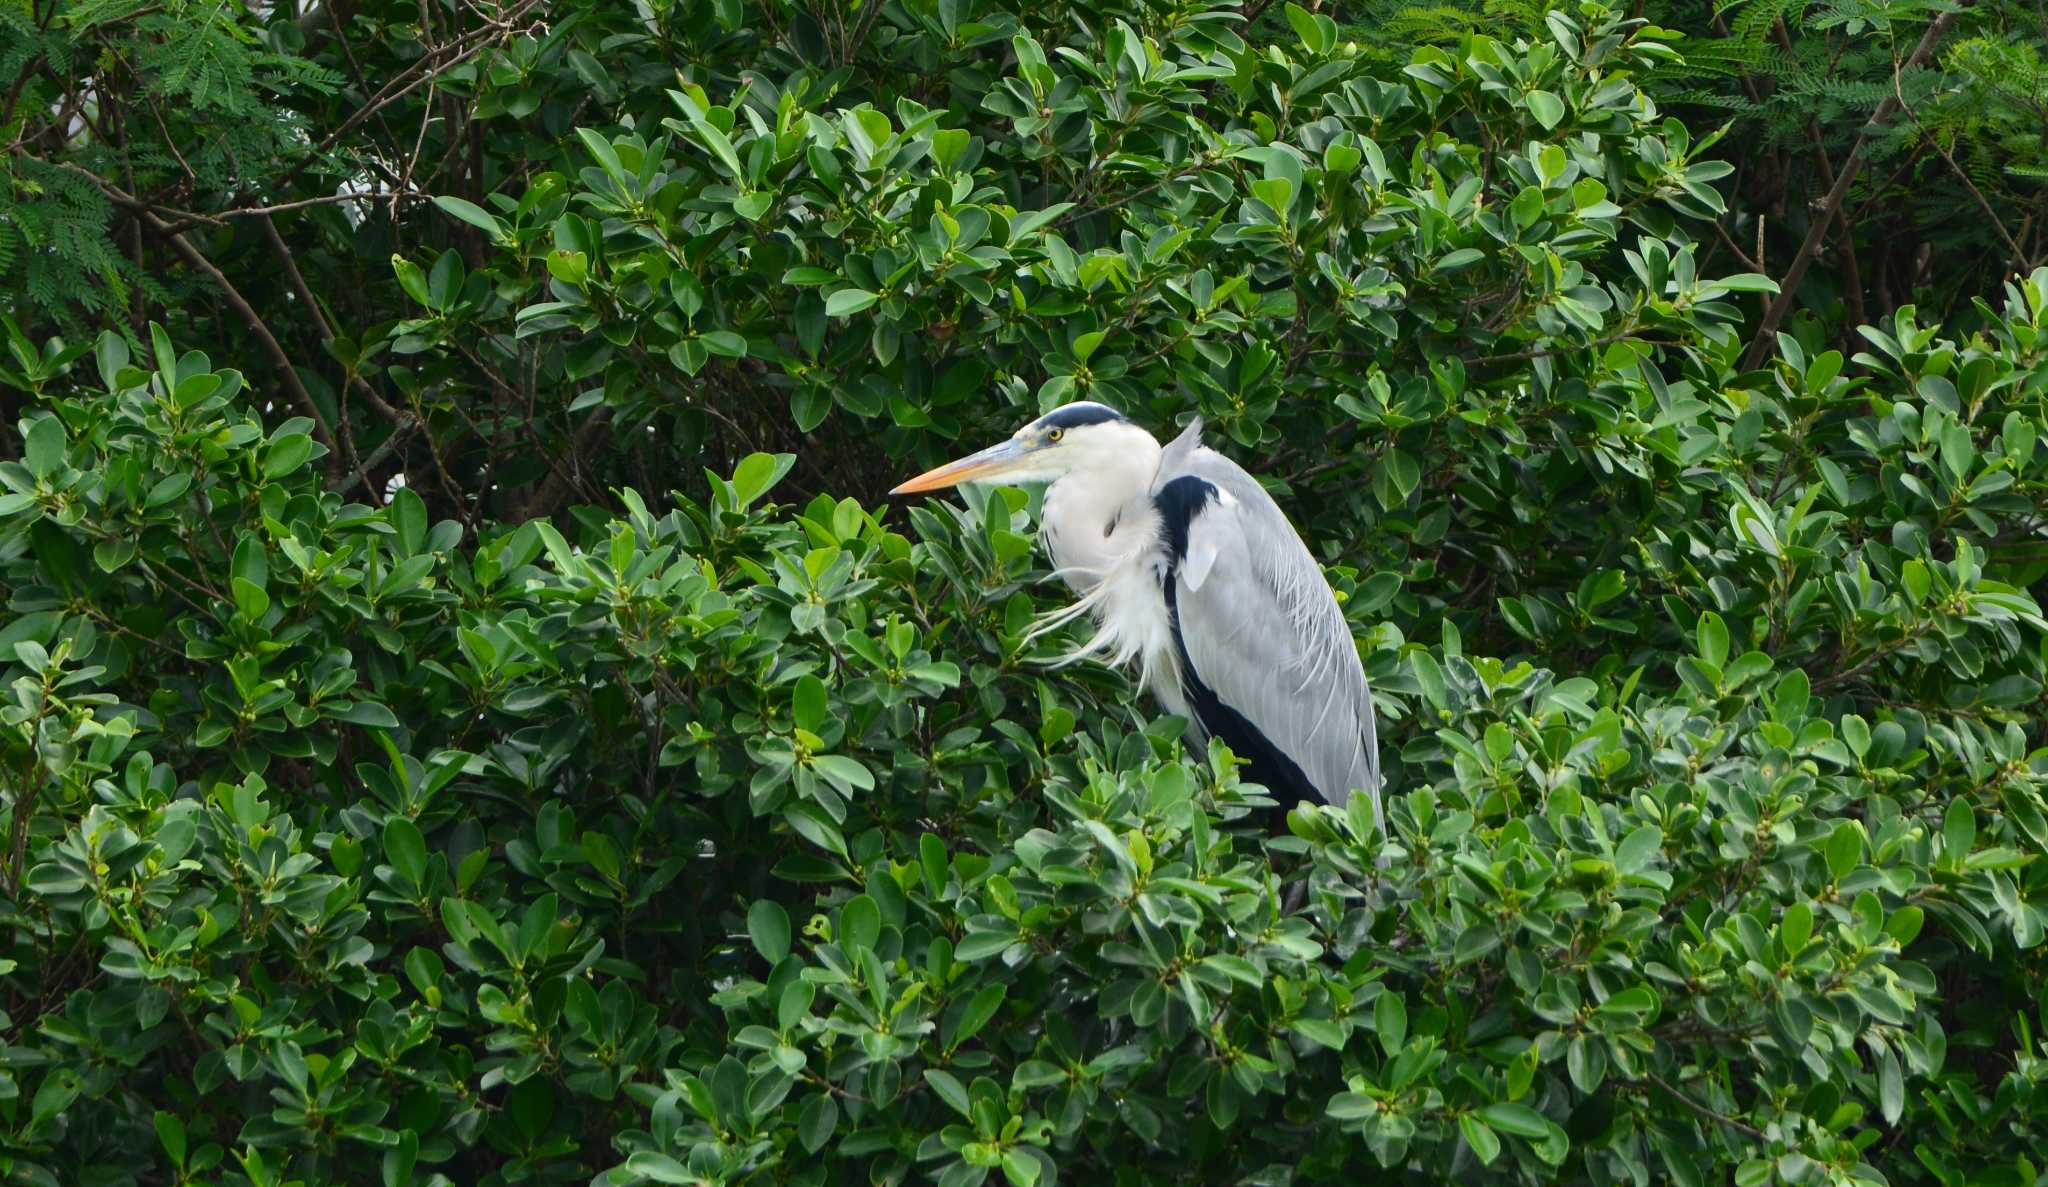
left=1036, top=416, right=1383, bottom=825
left=1152, top=422, right=1383, bottom=823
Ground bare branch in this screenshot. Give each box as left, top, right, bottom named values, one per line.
left=1742, top=3, right=1976, bottom=370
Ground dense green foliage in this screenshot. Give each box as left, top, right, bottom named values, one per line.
left=1336, top=0, right=2048, bottom=324
left=4, top=1, right=2048, bottom=1186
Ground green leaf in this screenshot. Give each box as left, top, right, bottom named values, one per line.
left=1526, top=90, right=1566, bottom=130
left=1283, top=4, right=1332, bottom=53
left=1382, top=447, right=1420, bottom=502
left=1878, top=1049, right=1904, bottom=1124
left=329, top=701, right=400, bottom=729
left=1291, top=1018, right=1347, bottom=1050
left=574, top=127, right=628, bottom=184
left=24, top=415, right=66, bottom=480
left=1566, top=1035, right=1606, bottom=1091
left=432, top=195, right=508, bottom=240
left=231, top=576, right=270, bottom=620
left=1901, top=558, right=1931, bottom=603
left=954, top=930, right=1016, bottom=962
left=1433, top=248, right=1486, bottom=273
left=1696, top=611, right=1729, bottom=668
left=950, top=984, right=1006, bottom=1050
left=145, top=473, right=192, bottom=508
left=1614, top=825, right=1662, bottom=874
left=625, top=1153, right=697, bottom=1184
left=925, top=1069, right=971, bottom=1118
left=671, top=91, right=747, bottom=179
left=798, top=1092, right=838, bottom=1153
left=840, top=894, right=880, bottom=953
left=264, top=433, right=314, bottom=479
left=793, top=675, right=828, bottom=733
left=921, top=833, right=949, bottom=897
left=154, top=1110, right=186, bottom=1168
left=392, top=254, right=431, bottom=306
left=811, top=754, right=875, bottom=793
left=93, top=537, right=137, bottom=573
left=1374, top=990, right=1407, bottom=1056
left=391, top=486, right=428, bottom=553
left=1942, top=799, right=1975, bottom=858
left=2003, top=786, right=2048, bottom=851
left=1780, top=901, right=1813, bottom=954
left=1410, top=652, right=1448, bottom=709
left=1459, top=1114, right=1502, bottom=1164
left=1326, top=1092, right=1375, bottom=1121
left=1825, top=821, right=1862, bottom=882
left=1001, top=1149, right=1041, bottom=1187
left=701, top=330, right=748, bottom=358
left=1480, top=1101, right=1550, bottom=1138
left=1773, top=668, right=1810, bottom=721
left=747, top=900, right=791, bottom=963
left=826, top=289, right=880, bottom=316
left=383, top=818, right=427, bottom=886
left=732, top=452, right=795, bottom=508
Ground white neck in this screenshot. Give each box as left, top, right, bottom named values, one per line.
left=1040, top=428, right=1161, bottom=592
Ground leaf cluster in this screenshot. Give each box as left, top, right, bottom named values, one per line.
left=0, top=3, right=2047, bottom=1187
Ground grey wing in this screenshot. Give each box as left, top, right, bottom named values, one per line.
left=1163, top=428, right=1383, bottom=824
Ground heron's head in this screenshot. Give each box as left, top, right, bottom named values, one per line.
left=889, top=402, right=1153, bottom=494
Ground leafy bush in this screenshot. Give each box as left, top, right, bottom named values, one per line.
left=4, top=2, right=2048, bottom=1187
left=1334, top=0, right=2048, bottom=332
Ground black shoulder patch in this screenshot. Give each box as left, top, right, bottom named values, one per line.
left=1037, top=401, right=1128, bottom=431
left=1153, top=474, right=1218, bottom=570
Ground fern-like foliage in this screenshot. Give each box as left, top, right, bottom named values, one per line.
left=1921, top=36, right=2048, bottom=194
left=0, top=159, right=135, bottom=329
left=1, top=0, right=342, bottom=330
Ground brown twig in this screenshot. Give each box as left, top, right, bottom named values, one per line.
left=510, top=409, right=615, bottom=521
left=1709, top=218, right=1764, bottom=273
left=1638, top=1070, right=1768, bottom=1140
left=335, top=419, right=423, bottom=498
left=283, top=1, right=540, bottom=181
left=1054, top=163, right=1210, bottom=228
left=1470, top=331, right=1676, bottom=366
left=1889, top=72, right=2025, bottom=269
left=54, top=165, right=350, bottom=475
left=1772, top=18, right=1867, bottom=330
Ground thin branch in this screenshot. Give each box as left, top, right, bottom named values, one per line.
left=255, top=211, right=416, bottom=503
left=1890, top=74, right=2025, bottom=268
left=1054, top=163, right=1209, bottom=227
left=1709, top=217, right=1764, bottom=273
left=1469, top=331, right=1678, bottom=366
left=1638, top=1070, right=1768, bottom=1140
left=51, top=164, right=348, bottom=465
left=1743, top=2, right=1975, bottom=370
left=283, top=0, right=541, bottom=182
left=226, top=190, right=430, bottom=219
left=509, top=409, right=614, bottom=521
left=335, top=419, right=422, bottom=497
left=1772, top=17, right=1867, bottom=330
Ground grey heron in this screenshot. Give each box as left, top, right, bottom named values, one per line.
left=891, top=401, right=1383, bottom=829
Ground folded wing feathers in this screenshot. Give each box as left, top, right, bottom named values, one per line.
left=1028, top=414, right=1382, bottom=823
left=1163, top=423, right=1384, bottom=821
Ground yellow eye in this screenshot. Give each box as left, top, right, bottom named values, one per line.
left=1049, top=428, right=1064, bottom=442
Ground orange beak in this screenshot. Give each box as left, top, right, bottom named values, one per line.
left=889, top=439, right=1032, bottom=495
